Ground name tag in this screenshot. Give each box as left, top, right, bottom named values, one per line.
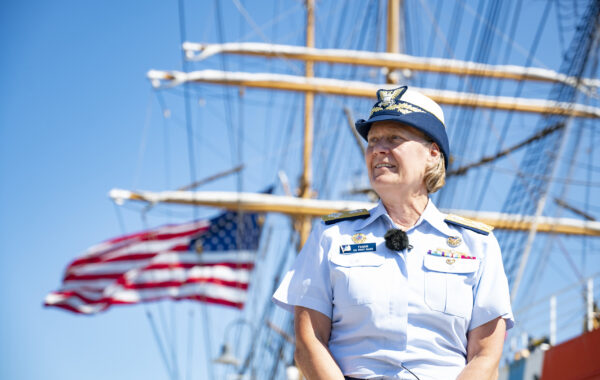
left=339, top=243, right=376, bottom=254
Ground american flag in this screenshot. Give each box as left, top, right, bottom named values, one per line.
left=44, top=210, right=264, bottom=314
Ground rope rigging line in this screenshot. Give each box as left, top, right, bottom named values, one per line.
left=185, top=309, right=195, bottom=380
left=146, top=310, right=176, bottom=380
left=436, top=0, right=506, bottom=208
left=523, top=94, right=598, bottom=301
left=139, top=212, right=179, bottom=380
left=237, top=228, right=297, bottom=377
left=132, top=90, right=155, bottom=190
left=177, top=0, right=198, bottom=194
left=554, top=0, right=567, bottom=55
left=472, top=0, right=526, bottom=209
left=122, top=89, right=179, bottom=379
left=582, top=44, right=599, bottom=274
left=447, top=121, right=565, bottom=177
left=214, top=0, right=239, bottom=169
left=500, top=0, right=600, bottom=300
left=455, top=0, right=551, bottom=70
left=178, top=1, right=217, bottom=379
left=231, top=0, right=303, bottom=75
left=424, top=0, right=445, bottom=63
left=316, top=0, right=377, bottom=200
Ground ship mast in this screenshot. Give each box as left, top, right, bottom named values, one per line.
left=298, top=0, right=315, bottom=248
left=386, top=0, right=401, bottom=84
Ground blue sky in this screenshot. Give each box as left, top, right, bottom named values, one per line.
left=1, top=0, right=599, bottom=379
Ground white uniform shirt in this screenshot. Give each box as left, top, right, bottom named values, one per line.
left=273, top=200, right=514, bottom=380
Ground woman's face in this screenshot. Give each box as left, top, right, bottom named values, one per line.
left=366, top=121, right=439, bottom=194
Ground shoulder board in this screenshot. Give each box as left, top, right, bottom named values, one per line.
left=444, top=214, right=494, bottom=235
left=321, top=209, right=370, bottom=225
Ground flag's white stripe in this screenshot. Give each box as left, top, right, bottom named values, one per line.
left=125, top=266, right=251, bottom=284
left=46, top=283, right=246, bottom=306
left=62, top=266, right=250, bottom=290
left=108, top=282, right=247, bottom=303
left=69, top=260, right=152, bottom=275
left=47, top=281, right=247, bottom=313
left=67, top=251, right=256, bottom=275
left=182, top=250, right=256, bottom=263
left=61, top=279, right=116, bottom=290
left=45, top=293, right=107, bottom=314
left=47, top=287, right=105, bottom=299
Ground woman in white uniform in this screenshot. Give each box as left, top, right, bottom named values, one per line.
left=273, top=86, right=514, bottom=380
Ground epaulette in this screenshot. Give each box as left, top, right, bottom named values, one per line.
left=444, top=214, right=494, bottom=236
left=321, top=209, right=370, bottom=225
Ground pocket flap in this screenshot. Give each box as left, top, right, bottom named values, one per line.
left=330, top=252, right=384, bottom=267
left=423, top=254, right=478, bottom=274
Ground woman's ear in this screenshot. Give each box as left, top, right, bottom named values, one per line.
left=429, top=142, right=441, bottom=161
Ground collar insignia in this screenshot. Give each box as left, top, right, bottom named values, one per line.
left=447, top=236, right=462, bottom=247
left=352, top=233, right=367, bottom=244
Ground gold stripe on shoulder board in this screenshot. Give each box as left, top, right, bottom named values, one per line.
left=322, top=209, right=370, bottom=225
left=444, top=214, right=494, bottom=235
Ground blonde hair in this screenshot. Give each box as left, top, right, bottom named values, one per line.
left=425, top=150, right=446, bottom=193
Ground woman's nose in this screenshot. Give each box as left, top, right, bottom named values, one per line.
left=371, top=139, right=390, bottom=153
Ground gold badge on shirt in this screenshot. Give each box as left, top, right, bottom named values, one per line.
left=446, top=236, right=462, bottom=248
left=351, top=233, right=367, bottom=244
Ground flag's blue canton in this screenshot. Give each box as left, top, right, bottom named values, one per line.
left=189, top=211, right=263, bottom=252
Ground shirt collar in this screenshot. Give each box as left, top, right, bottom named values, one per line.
left=355, top=198, right=455, bottom=237
left=354, top=201, right=388, bottom=231
left=417, top=199, right=455, bottom=236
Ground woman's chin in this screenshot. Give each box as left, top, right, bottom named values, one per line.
left=370, top=178, right=402, bottom=192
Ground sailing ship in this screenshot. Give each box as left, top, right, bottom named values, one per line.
left=49, top=0, right=600, bottom=379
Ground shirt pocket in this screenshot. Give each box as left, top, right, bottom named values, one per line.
left=330, top=252, right=386, bottom=306
left=423, top=255, right=479, bottom=319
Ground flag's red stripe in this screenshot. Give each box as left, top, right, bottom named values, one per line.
left=64, top=262, right=254, bottom=282
left=69, top=253, right=158, bottom=267
left=104, top=295, right=243, bottom=309
left=71, top=243, right=245, bottom=267
left=49, top=290, right=108, bottom=304
left=69, top=241, right=194, bottom=267
left=69, top=244, right=196, bottom=268
left=71, top=225, right=208, bottom=264
left=104, top=224, right=209, bottom=245
left=121, top=277, right=249, bottom=290
left=142, top=262, right=255, bottom=271
left=64, top=273, right=124, bottom=281
left=46, top=289, right=244, bottom=311
left=44, top=302, right=88, bottom=314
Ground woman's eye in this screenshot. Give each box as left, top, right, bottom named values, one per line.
left=390, top=135, right=404, bottom=142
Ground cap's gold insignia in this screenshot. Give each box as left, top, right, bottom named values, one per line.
left=447, top=236, right=462, bottom=247
left=369, top=86, right=429, bottom=117
left=352, top=233, right=367, bottom=244
left=446, top=258, right=456, bottom=265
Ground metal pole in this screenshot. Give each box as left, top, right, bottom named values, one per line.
left=587, top=278, right=594, bottom=332
left=550, top=295, right=556, bottom=345
left=511, top=116, right=576, bottom=302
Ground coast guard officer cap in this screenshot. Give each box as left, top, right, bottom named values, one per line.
left=355, top=86, right=450, bottom=167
